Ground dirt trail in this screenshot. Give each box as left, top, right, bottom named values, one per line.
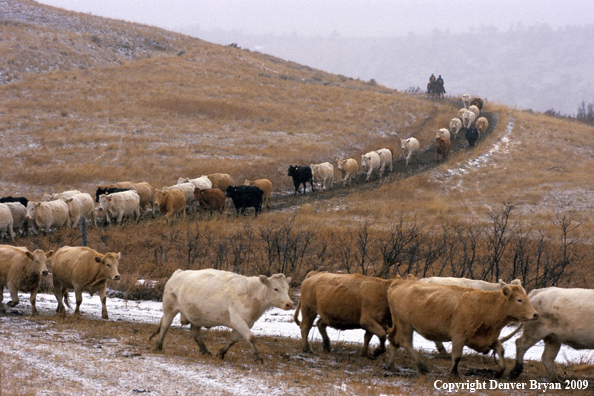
left=269, top=108, right=498, bottom=212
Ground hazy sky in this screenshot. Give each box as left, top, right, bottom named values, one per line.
left=36, top=0, right=594, bottom=37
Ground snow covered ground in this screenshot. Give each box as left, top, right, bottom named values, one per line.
left=3, top=290, right=593, bottom=366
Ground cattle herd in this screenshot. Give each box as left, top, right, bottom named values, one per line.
left=1, top=95, right=593, bottom=385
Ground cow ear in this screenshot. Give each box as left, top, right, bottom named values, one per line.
left=502, top=286, right=511, bottom=297
left=498, top=279, right=506, bottom=287
left=511, top=279, right=521, bottom=285
left=286, top=277, right=292, bottom=284
left=259, top=275, right=269, bottom=285
left=25, top=251, right=34, bottom=260
left=94, top=256, right=103, bottom=264
left=116, top=252, right=121, bottom=260
left=46, top=250, right=54, bottom=258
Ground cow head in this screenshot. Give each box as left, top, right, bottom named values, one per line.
left=154, top=189, right=167, bottom=209
left=192, top=187, right=204, bottom=202
left=502, top=285, right=539, bottom=321
left=244, top=179, right=254, bottom=186
left=95, top=252, right=121, bottom=281
left=177, top=177, right=190, bottom=184
left=225, top=186, right=238, bottom=198
left=360, top=155, right=370, bottom=171
left=337, top=159, right=346, bottom=171
left=25, top=201, right=37, bottom=220
left=259, top=274, right=294, bottom=310
left=400, top=138, right=408, bottom=151
left=25, top=249, right=53, bottom=277
left=287, top=165, right=297, bottom=177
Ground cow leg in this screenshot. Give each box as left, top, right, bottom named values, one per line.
left=0, top=288, right=4, bottom=312
left=73, top=287, right=84, bottom=317
left=189, top=324, right=210, bottom=355
left=491, top=340, right=506, bottom=378
left=99, top=286, right=109, bottom=320
left=29, top=285, right=40, bottom=316
left=317, top=320, right=332, bottom=353
left=360, top=317, right=388, bottom=357
left=510, top=331, right=541, bottom=379
left=542, top=338, right=562, bottom=383
left=116, top=212, right=124, bottom=226
left=6, top=282, right=20, bottom=308
left=299, top=307, right=316, bottom=353
left=53, top=281, right=66, bottom=315
left=401, top=326, right=429, bottom=374
left=449, top=338, right=465, bottom=379
left=220, top=320, right=262, bottom=362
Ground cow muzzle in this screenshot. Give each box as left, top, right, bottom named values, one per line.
left=41, top=270, right=49, bottom=276
left=283, top=301, right=294, bottom=310
left=112, top=274, right=121, bottom=281
left=529, top=312, right=539, bottom=320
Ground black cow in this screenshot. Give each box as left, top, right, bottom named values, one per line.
left=465, top=127, right=479, bottom=147
left=0, top=196, right=28, bottom=207
left=94, top=187, right=130, bottom=202
left=288, top=165, right=315, bottom=195
left=226, top=185, right=263, bottom=217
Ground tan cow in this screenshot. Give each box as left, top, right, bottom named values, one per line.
left=163, top=183, right=195, bottom=206
left=337, top=158, right=359, bottom=186
left=25, top=200, right=70, bottom=235
left=150, top=269, right=293, bottom=362
left=193, top=188, right=226, bottom=217
left=310, top=162, right=334, bottom=190
left=51, top=246, right=121, bottom=319
left=436, top=128, right=450, bottom=140
left=98, top=182, right=155, bottom=217
left=510, top=287, right=594, bottom=383
left=400, top=138, right=419, bottom=166
left=64, top=193, right=95, bottom=228
left=420, top=277, right=525, bottom=353
left=98, top=190, right=140, bottom=226
left=475, top=116, right=489, bottom=134
left=155, top=188, right=186, bottom=223
left=387, top=276, right=538, bottom=378
left=294, top=271, right=394, bottom=358
left=468, top=104, right=481, bottom=119
left=0, top=203, right=14, bottom=240
left=0, top=246, right=53, bottom=316
left=244, top=179, right=272, bottom=209
left=435, top=136, right=451, bottom=163
left=207, top=173, right=234, bottom=192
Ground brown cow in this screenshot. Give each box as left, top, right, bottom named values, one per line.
left=294, top=271, right=394, bottom=358
left=155, top=189, right=186, bottom=223
left=0, top=246, right=53, bottom=316
left=436, top=136, right=451, bottom=163
left=51, top=246, right=121, bottom=319
left=387, top=276, right=538, bottom=378
left=193, top=188, right=226, bottom=217
left=207, top=173, right=234, bottom=192
left=244, top=179, right=272, bottom=209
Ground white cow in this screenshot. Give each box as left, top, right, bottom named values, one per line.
left=98, top=190, right=140, bottom=226
left=150, top=269, right=293, bottom=362
left=164, top=183, right=195, bottom=206
left=377, top=148, right=393, bottom=176
left=457, top=108, right=469, bottom=120
left=361, top=151, right=381, bottom=181
left=310, top=162, right=334, bottom=190
left=475, top=116, right=489, bottom=134
left=177, top=176, right=212, bottom=190
left=468, top=104, right=480, bottom=120
left=42, top=190, right=81, bottom=202
left=461, top=94, right=471, bottom=109
left=462, top=110, right=476, bottom=129
left=64, top=193, right=95, bottom=228
left=4, top=202, right=26, bottom=237
left=337, top=158, right=359, bottom=186
left=511, top=287, right=594, bottom=383
left=436, top=128, right=450, bottom=140
left=0, top=203, right=14, bottom=240
left=25, top=200, right=69, bottom=235
left=449, top=118, right=463, bottom=140
left=400, top=138, right=420, bottom=166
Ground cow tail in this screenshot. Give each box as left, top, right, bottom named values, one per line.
left=62, top=289, right=71, bottom=309
left=498, top=323, right=523, bottom=344
left=149, top=317, right=162, bottom=341
left=293, top=298, right=301, bottom=326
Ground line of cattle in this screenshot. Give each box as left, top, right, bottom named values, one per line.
left=1, top=244, right=592, bottom=383
left=0, top=96, right=491, bottom=238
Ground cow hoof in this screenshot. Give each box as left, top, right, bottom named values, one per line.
left=217, top=351, right=226, bottom=360
left=509, top=364, right=523, bottom=379
left=7, top=301, right=17, bottom=307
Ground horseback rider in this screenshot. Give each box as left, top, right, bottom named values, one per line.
left=429, top=74, right=436, bottom=83
left=436, top=75, right=446, bottom=93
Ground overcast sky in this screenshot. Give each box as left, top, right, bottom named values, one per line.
left=36, top=0, right=594, bottom=37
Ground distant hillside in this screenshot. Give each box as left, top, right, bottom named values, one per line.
left=183, top=24, right=594, bottom=115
